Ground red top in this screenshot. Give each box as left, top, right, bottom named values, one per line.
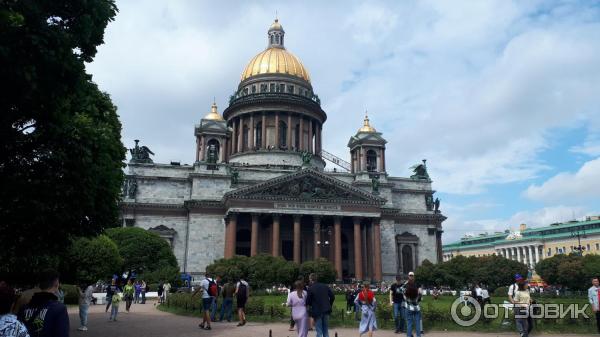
left=358, top=289, right=374, bottom=304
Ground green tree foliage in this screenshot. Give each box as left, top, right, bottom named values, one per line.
left=416, top=255, right=528, bottom=291
left=65, top=235, right=123, bottom=285
left=104, top=228, right=179, bottom=281
left=0, top=0, right=124, bottom=279
left=536, top=253, right=600, bottom=290
left=298, top=258, right=336, bottom=284
left=207, top=255, right=340, bottom=288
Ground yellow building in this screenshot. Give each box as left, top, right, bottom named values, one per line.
left=442, top=216, right=600, bottom=271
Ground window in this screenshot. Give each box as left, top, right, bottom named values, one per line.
left=251, top=85, right=256, bottom=93
left=125, top=219, right=135, bottom=227
left=260, top=84, right=267, bottom=92
left=596, top=243, right=599, bottom=250
left=366, top=150, right=377, bottom=172
left=242, top=125, right=249, bottom=150
left=288, top=85, right=294, bottom=94
left=270, top=35, right=274, bottom=44
left=547, top=248, right=551, bottom=256
left=243, top=87, right=248, bottom=95
left=279, top=121, right=287, bottom=148
left=279, top=83, right=285, bottom=92
left=270, top=83, right=276, bottom=92
left=587, top=244, right=591, bottom=251
left=294, top=124, right=300, bottom=150
left=255, top=122, right=262, bottom=148
left=206, top=139, right=220, bottom=162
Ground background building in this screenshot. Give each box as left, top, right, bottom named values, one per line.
left=442, top=216, right=600, bottom=272
left=120, top=20, right=446, bottom=281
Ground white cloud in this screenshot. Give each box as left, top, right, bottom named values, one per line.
left=87, top=1, right=600, bottom=196
left=523, top=157, right=600, bottom=203
left=442, top=205, right=590, bottom=243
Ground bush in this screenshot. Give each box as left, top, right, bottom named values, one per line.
left=245, top=297, right=265, bottom=315
left=61, top=284, right=79, bottom=305
left=65, top=235, right=123, bottom=285
left=493, top=286, right=509, bottom=297
left=299, top=258, right=336, bottom=284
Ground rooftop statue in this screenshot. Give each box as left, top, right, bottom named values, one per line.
left=410, top=159, right=430, bottom=180
left=371, top=175, right=380, bottom=195
left=129, top=139, right=154, bottom=163
left=301, top=151, right=312, bottom=166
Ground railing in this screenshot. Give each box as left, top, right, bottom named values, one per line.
left=320, top=149, right=351, bottom=172
left=227, top=92, right=321, bottom=108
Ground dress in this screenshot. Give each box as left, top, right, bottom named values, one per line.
left=287, top=290, right=308, bottom=337
left=0, top=314, right=30, bottom=337
left=355, top=290, right=377, bottom=335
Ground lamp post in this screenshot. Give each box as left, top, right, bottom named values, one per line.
left=315, top=226, right=332, bottom=258
left=571, top=228, right=587, bottom=256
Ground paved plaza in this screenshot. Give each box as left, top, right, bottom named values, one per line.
left=66, top=300, right=596, bottom=337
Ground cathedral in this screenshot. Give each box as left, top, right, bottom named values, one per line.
left=120, top=19, right=446, bottom=282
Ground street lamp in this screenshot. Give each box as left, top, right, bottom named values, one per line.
left=571, top=228, right=587, bottom=256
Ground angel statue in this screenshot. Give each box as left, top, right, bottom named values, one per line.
left=129, top=139, right=154, bottom=163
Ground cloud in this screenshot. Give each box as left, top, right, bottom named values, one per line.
left=523, top=157, right=600, bottom=203
left=442, top=205, right=590, bottom=243
left=86, top=1, right=600, bottom=197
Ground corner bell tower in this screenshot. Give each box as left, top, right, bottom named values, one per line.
left=347, top=112, right=387, bottom=176
left=195, top=102, right=229, bottom=164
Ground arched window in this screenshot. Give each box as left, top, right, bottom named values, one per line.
left=206, top=139, right=220, bottom=162
left=294, top=124, right=300, bottom=150
left=255, top=122, right=262, bottom=148
left=279, top=121, right=287, bottom=149
left=270, top=35, right=274, bottom=44
left=402, top=245, right=413, bottom=275
left=366, top=150, right=377, bottom=172
left=242, top=125, right=249, bottom=151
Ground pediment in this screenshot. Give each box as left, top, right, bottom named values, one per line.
left=225, top=168, right=385, bottom=205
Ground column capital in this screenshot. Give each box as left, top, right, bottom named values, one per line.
left=293, top=214, right=302, bottom=222
left=353, top=216, right=362, bottom=224
left=312, top=215, right=322, bottom=223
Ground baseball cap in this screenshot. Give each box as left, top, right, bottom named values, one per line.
left=408, top=272, right=415, bottom=276
left=514, top=273, right=523, bottom=281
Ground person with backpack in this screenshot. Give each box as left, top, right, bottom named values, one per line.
left=108, top=286, right=122, bottom=321
left=235, top=278, right=249, bottom=326
left=218, top=279, right=235, bottom=322
left=18, top=270, right=69, bottom=337
left=195, top=273, right=216, bottom=330
left=209, top=276, right=221, bottom=321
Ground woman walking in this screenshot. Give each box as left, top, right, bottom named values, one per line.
left=404, top=279, right=422, bottom=337
left=355, top=282, right=377, bottom=337
left=514, top=282, right=531, bottom=337
left=123, top=279, right=134, bottom=312
left=286, top=280, right=308, bottom=337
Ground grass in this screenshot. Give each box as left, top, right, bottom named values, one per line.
left=159, top=294, right=596, bottom=334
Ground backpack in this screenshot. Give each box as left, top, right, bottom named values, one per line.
left=206, top=278, right=218, bottom=297
left=237, top=282, right=247, bottom=298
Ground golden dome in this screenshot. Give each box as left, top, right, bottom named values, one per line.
left=241, top=47, right=311, bottom=82
left=203, top=102, right=224, bottom=121
left=358, top=112, right=376, bottom=132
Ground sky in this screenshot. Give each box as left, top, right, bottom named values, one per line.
left=87, top=0, right=600, bottom=244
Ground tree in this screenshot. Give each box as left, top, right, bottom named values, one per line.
left=536, top=253, right=600, bottom=290
left=0, top=0, right=123, bottom=281
left=416, top=255, right=527, bottom=291
left=299, top=258, right=336, bottom=284
left=105, top=227, right=178, bottom=281
left=65, top=235, right=123, bottom=285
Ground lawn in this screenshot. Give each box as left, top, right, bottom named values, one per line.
left=159, top=293, right=596, bottom=334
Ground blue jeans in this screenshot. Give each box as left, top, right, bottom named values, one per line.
left=110, top=303, right=119, bottom=321
left=354, top=303, right=360, bottom=320
left=219, top=298, right=233, bottom=321
left=393, top=303, right=406, bottom=332
left=314, top=314, right=330, bottom=337
left=210, top=296, right=218, bottom=320
left=79, top=304, right=89, bottom=327
left=406, top=310, right=421, bottom=337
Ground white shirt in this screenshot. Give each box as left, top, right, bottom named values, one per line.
left=482, top=289, right=489, bottom=299
left=475, top=287, right=483, bottom=297
left=201, top=278, right=212, bottom=299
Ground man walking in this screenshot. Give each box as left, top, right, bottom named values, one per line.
left=18, top=270, right=69, bottom=337
left=195, top=273, right=215, bottom=330
left=389, top=275, right=405, bottom=333
left=235, top=277, right=249, bottom=326
left=588, top=277, right=600, bottom=333
left=306, top=273, right=335, bottom=337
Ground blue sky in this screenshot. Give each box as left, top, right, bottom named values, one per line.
left=87, top=0, right=600, bottom=243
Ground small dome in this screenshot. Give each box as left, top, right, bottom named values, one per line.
left=241, top=47, right=311, bottom=82
left=358, top=112, right=376, bottom=133
left=269, top=19, right=283, bottom=31
left=203, top=102, right=224, bottom=121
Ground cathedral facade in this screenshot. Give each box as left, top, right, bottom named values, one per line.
left=120, top=20, right=446, bottom=281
